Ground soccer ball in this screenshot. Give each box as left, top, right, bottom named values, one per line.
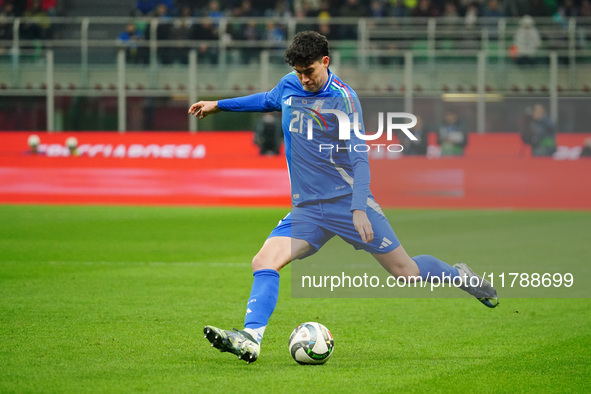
left=288, top=322, right=334, bottom=365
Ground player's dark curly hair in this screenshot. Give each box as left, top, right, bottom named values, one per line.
left=284, top=31, right=329, bottom=67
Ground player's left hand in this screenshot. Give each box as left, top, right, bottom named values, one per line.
left=352, top=210, right=374, bottom=243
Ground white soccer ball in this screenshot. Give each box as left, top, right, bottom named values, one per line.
left=288, top=322, right=334, bottom=365
left=66, top=136, right=78, bottom=149
left=28, top=134, right=40, bottom=147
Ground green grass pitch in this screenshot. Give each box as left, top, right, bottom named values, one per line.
left=1, top=205, right=590, bottom=392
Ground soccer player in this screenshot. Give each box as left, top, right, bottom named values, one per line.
left=188, top=31, right=498, bottom=364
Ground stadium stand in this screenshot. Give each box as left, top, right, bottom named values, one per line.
left=0, top=0, right=590, bottom=130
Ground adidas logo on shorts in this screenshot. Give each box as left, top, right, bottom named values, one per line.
left=379, top=237, right=393, bottom=249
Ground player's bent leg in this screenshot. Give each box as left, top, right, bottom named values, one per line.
left=204, top=236, right=313, bottom=364
left=243, top=237, right=312, bottom=344
left=373, top=247, right=499, bottom=308
left=372, top=245, right=421, bottom=279
left=252, top=236, right=313, bottom=272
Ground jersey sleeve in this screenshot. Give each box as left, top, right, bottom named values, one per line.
left=345, top=97, right=371, bottom=212
left=217, top=79, right=284, bottom=112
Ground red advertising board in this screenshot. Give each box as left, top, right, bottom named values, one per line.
left=0, top=132, right=290, bottom=206
left=0, top=131, right=590, bottom=209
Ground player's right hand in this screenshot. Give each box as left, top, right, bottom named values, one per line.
left=352, top=209, right=374, bottom=243
left=188, top=101, right=221, bottom=119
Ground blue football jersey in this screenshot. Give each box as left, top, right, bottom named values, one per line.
left=218, top=70, right=371, bottom=212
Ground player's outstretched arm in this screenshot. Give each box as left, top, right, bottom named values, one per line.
left=188, top=101, right=221, bottom=119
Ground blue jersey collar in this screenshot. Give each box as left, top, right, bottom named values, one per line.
left=321, top=69, right=334, bottom=93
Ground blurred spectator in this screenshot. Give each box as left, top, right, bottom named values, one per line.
left=118, top=22, right=146, bottom=64
left=0, top=1, right=14, bottom=14
left=171, top=5, right=193, bottom=64
left=557, top=0, right=578, bottom=18
left=232, top=0, right=256, bottom=16
left=317, top=21, right=339, bottom=41
left=294, top=3, right=315, bottom=32
left=459, top=2, right=480, bottom=49
left=464, top=2, right=479, bottom=28
left=482, top=0, right=503, bottom=36
left=580, top=138, right=591, bottom=157
left=155, top=2, right=171, bottom=19
left=513, top=15, right=541, bottom=65
left=389, top=0, right=410, bottom=17
left=21, top=0, right=51, bottom=40
left=135, top=0, right=156, bottom=16
left=0, top=1, right=15, bottom=16
left=254, top=113, right=283, bottom=155
left=236, top=19, right=260, bottom=63
left=436, top=110, right=468, bottom=156
left=264, top=21, right=286, bottom=60
left=0, top=1, right=14, bottom=55
left=294, top=0, right=321, bottom=16
left=456, top=0, right=471, bottom=13
left=310, top=0, right=332, bottom=37
left=263, top=21, right=286, bottom=41
left=411, top=0, right=439, bottom=17
left=339, top=0, right=368, bottom=39
left=439, top=1, right=461, bottom=48
left=229, top=0, right=259, bottom=64
left=441, top=1, right=460, bottom=23
left=310, top=0, right=331, bottom=18
left=580, top=0, right=591, bottom=17
left=521, top=104, right=556, bottom=157
left=192, top=17, right=219, bottom=64
left=400, top=116, right=428, bottom=156
left=204, top=0, right=224, bottom=19
left=158, top=0, right=175, bottom=15
left=483, top=0, right=503, bottom=18
left=150, top=3, right=172, bottom=64
left=26, top=0, right=55, bottom=16
left=369, top=0, right=388, bottom=17
left=272, top=0, right=292, bottom=17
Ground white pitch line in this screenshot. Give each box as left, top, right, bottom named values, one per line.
left=46, top=261, right=250, bottom=267
left=389, top=209, right=512, bottom=223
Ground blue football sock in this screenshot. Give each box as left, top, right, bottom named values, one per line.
left=243, top=269, right=280, bottom=343
left=412, top=255, right=459, bottom=282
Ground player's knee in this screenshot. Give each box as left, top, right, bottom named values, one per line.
left=389, top=260, right=420, bottom=279
left=405, top=260, right=421, bottom=278
left=397, top=267, right=421, bottom=280
left=251, top=253, right=266, bottom=271
left=252, top=252, right=282, bottom=272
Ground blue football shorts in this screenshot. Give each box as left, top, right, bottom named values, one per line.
left=268, top=194, right=400, bottom=256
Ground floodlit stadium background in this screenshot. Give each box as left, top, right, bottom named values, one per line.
left=1, top=5, right=590, bottom=207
